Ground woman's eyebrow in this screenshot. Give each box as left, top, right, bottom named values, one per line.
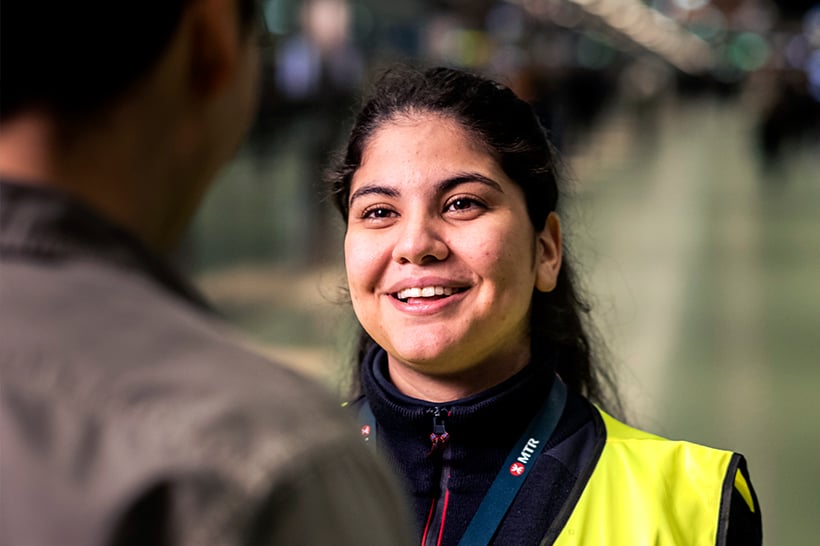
left=437, top=173, right=504, bottom=194
left=349, top=184, right=400, bottom=206
left=349, top=173, right=503, bottom=206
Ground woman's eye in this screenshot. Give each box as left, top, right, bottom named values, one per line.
left=362, top=207, right=396, bottom=219
left=446, top=197, right=484, bottom=213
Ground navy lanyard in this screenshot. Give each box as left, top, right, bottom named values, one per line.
left=357, top=378, right=568, bottom=546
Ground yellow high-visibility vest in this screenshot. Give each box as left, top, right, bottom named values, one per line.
left=553, top=410, right=755, bottom=546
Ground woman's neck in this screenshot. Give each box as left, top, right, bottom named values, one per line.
left=386, top=351, right=531, bottom=403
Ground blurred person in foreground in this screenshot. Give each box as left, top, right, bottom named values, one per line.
left=328, top=66, right=763, bottom=545
left=0, top=2, right=413, bottom=545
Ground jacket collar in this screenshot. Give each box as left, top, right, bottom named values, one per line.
left=0, top=180, right=212, bottom=313
left=360, top=343, right=557, bottom=449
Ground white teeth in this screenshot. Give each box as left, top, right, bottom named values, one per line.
left=397, top=286, right=456, bottom=300
left=400, top=287, right=422, bottom=299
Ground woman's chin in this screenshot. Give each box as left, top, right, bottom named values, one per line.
left=387, top=348, right=463, bottom=375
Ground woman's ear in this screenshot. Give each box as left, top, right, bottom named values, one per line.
left=535, top=212, right=562, bottom=293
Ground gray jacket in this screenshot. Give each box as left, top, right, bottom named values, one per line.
left=0, top=181, right=413, bottom=546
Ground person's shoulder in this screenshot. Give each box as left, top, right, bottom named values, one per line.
left=1, top=315, right=414, bottom=546
left=0, top=246, right=360, bottom=472
left=1, top=244, right=288, bottom=381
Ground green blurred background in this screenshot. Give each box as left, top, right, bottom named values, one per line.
left=181, top=1, right=820, bottom=543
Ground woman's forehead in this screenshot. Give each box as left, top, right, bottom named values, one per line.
left=365, top=112, right=490, bottom=157
left=359, top=118, right=494, bottom=174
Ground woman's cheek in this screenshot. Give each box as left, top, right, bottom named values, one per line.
left=346, top=238, right=379, bottom=298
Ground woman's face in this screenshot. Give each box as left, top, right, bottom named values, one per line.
left=344, top=114, right=561, bottom=397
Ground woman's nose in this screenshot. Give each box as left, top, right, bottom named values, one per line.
left=392, top=216, right=449, bottom=265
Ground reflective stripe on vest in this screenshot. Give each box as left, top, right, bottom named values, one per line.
left=553, top=409, right=740, bottom=546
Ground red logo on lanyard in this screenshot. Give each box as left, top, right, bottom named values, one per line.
left=509, top=462, right=526, bottom=476
left=361, top=424, right=371, bottom=438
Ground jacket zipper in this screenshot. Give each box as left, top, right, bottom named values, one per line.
left=422, top=407, right=451, bottom=546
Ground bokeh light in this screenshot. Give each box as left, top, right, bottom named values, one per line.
left=728, top=31, right=772, bottom=71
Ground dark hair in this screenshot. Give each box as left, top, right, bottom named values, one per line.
left=0, top=0, right=258, bottom=121
left=328, top=66, right=620, bottom=412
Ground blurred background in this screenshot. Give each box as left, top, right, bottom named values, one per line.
left=181, top=0, right=820, bottom=543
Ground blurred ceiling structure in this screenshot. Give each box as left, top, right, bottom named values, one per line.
left=426, top=0, right=819, bottom=79
left=516, top=0, right=716, bottom=74
left=260, top=0, right=820, bottom=102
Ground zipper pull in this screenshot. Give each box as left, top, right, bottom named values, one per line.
left=428, top=407, right=450, bottom=455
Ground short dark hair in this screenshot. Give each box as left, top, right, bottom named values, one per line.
left=0, top=0, right=258, bottom=121
left=328, top=65, right=620, bottom=411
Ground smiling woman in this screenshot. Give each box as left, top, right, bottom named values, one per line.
left=344, top=113, right=561, bottom=401
left=326, top=66, right=762, bottom=546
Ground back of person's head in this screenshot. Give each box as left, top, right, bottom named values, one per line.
left=329, top=65, right=620, bottom=411
left=0, top=0, right=257, bottom=122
